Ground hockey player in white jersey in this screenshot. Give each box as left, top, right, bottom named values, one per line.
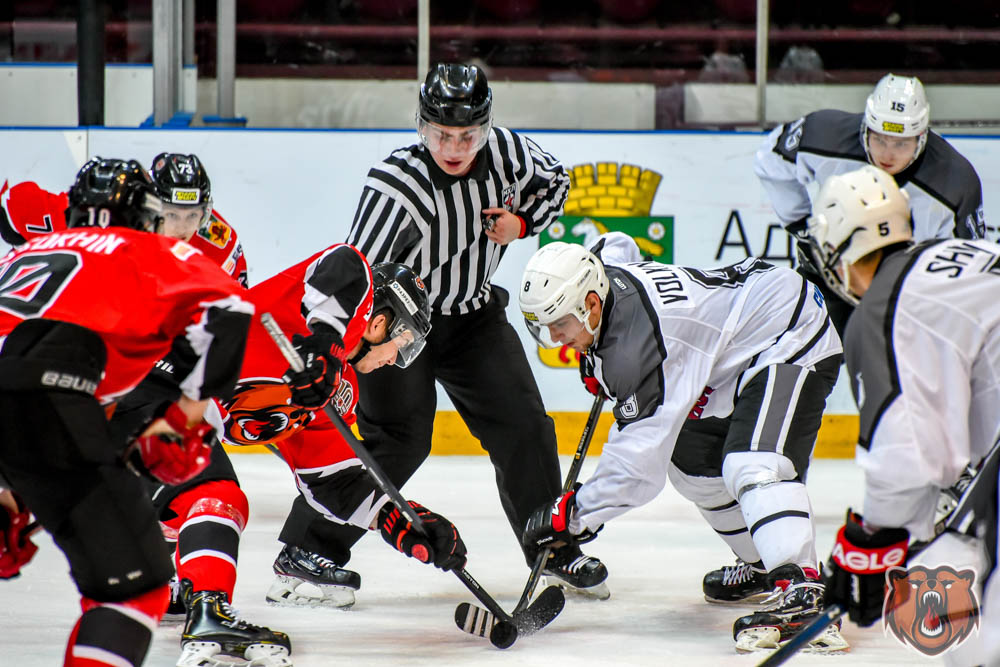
left=806, top=165, right=999, bottom=666
left=519, top=234, right=847, bottom=653
left=755, top=73, right=985, bottom=336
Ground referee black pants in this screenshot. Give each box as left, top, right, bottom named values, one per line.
left=278, top=286, right=562, bottom=564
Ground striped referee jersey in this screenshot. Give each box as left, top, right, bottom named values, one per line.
left=346, top=126, right=570, bottom=315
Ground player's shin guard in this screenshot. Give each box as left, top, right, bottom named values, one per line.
left=738, top=481, right=817, bottom=570
left=170, top=482, right=248, bottom=602
left=64, top=585, right=169, bottom=666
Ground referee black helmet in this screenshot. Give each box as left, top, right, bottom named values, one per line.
left=418, top=63, right=492, bottom=128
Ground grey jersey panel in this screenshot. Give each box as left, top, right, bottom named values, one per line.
left=595, top=266, right=668, bottom=426
left=844, top=244, right=928, bottom=450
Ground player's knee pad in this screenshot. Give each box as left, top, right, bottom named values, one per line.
left=667, top=462, right=731, bottom=507
left=171, top=480, right=249, bottom=530
left=721, top=451, right=798, bottom=502
left=52, top=467, right=174, bottom=602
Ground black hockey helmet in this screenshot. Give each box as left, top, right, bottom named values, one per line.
left=150, top=152, right=212, bottom=210
left=371, top=262, right=432, bottom=368
left=66, top=157, right=164, bottom=232
left=418, top=63, right=492, bottom=127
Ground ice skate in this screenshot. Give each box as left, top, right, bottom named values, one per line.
left=161, top=574, right=188, bottom=624
left=732, top=564, right=849, bottom=654
left=265, top=544, right=361, bottom=609
left=178, top=588, right=291, bottom=667
left=702, top=558, right=770, bottom=604
left=541, top=545, right=610, bottom=600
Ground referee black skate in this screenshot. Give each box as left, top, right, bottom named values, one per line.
left=268, top=62, right=609, bottom=603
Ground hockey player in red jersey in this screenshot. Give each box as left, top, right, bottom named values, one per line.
left=149, top=153, right=247, bottom=287
left=203, top=249, right=466, bottom=610
left=0, top=158, right=254, bottom=667
left=1, top=153, right=247, bottom=287
left=101, top=153, right=294, bottom=667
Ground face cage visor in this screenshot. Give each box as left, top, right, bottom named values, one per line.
left=524, top=311, right=590, bottom=349
left=388, top=317, right=429, bottom=368
left=807, top=237, right=861, bottom=307
left=416, top=117, right=491, bottom=157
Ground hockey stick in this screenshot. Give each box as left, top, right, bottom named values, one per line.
left=517, top=390, right=604, bottom=613
left=755, top=604, right=845, bottom=667
left=455, top=390, right=604, bottom=639
left=260, top=313, right=525, bottom=649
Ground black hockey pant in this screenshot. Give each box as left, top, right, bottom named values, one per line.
left=277, top=286, right=562, bottom=565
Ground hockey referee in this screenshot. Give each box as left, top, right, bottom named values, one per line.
left=269, top=62, right=610, bottom=605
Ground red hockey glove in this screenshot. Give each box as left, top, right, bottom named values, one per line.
left=130, top=402, right=214, bottom=485
left=523, top=485, right=601, bottom=553
left=283, top=323, right=345, bottom=410
left=579, top=353, right=601, bottom=396
left=824, top=509, right=909, bottom=627
left=378, top=501, right=467, bottom=571
left=0, top=492, right=39, bottom=579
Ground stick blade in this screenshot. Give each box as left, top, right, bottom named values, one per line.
left=513, top=584, right=565, bottom=635
left=455, top=601, right=496, bottom=638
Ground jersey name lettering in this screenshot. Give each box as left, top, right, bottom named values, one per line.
left=925, top=242, right=996, bottom=278
left=635, top=263, right=688, bottom=305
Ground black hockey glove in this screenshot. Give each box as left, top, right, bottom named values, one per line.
left=786, top=216, right=821, bottom=277
left=824, top=509, right=909, bottom=627
left=523, top=485, right=601, bottom=553
left=579, top=352, right=601, bottom=396
left=282, top=322, right=345, bottom=410
left=378, top=501, right=467, bottom=572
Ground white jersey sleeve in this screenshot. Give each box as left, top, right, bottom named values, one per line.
left=848, top=239, right=1000, bottom=539
left=753, top=120, right=815, bottom=226
left=574, top=350, right=711, bottom=533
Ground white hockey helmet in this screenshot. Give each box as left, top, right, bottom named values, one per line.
left=519, top=242, right=609, bottom=348
left=862, top=73, right=930, bottom=168
left=806, top=165, right=912, bottom=305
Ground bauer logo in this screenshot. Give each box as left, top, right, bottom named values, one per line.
left=536, top=161, right=671, bottom=369
left=881, top=121, right=905, bottom=134
left=390, top=281, right=418, bottom=315
left=884, top=564, right=980, bottom=656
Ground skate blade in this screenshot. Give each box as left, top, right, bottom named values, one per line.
left=178, top=641, right=293, bottom=667
left=734, top=626, right=850, bottom=654
left=542, top=575, right=610, bottom=601
left=265, top=575, right=355, bottom=609
left=703, top=590, right=772, bottom=606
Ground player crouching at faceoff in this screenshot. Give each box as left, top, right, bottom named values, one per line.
left=805, top=166, right=1000, bottom=666
left=0, top=158, right=253, bottom=666
left=519, top=234, right=848, bottom=653
left=202, top=248, right=467, bottom=610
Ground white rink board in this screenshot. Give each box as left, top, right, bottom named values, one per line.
left=3, top=128, right=999, bottom=413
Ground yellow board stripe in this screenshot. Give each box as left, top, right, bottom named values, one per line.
left=224, top=412, right=859, bottom=459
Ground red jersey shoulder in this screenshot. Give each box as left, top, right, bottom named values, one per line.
left=1, top=180, right=69, bottom=241
left=189, top=209, right=246, bottom=285
left=193, top=210, right=237, bottom=251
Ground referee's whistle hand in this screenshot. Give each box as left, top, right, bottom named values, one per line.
left=482, top=208, right=521, bottom=245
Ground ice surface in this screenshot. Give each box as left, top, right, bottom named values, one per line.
left=1, top=456, right=933, bottom=666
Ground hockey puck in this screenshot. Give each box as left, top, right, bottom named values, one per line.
left=488, top=620, right=518, bottom=649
